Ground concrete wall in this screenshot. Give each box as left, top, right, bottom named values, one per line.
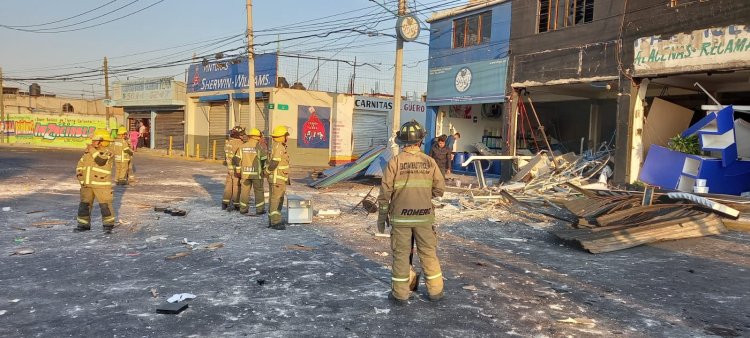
left=185, top=98, right=210, bottom=155
left=270, top=88, right=335, bottom=167
left=510, top=0, right=623, bottom=85
left=2, top=92, right=114, bottom=117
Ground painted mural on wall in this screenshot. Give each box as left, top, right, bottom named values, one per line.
left=1, top=113, right=109, bottom=148
left=297, top=106, right=330, bottom=149
left=634, top=25, right=750, bottom=75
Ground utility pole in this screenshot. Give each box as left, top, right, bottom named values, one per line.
left=246, top=0, right=257, bottom=129
left=390, top=0, right=406, bottom=155
left=0, top=67, right=5, bottom=144
left=103, top=57, right=111, bottom=130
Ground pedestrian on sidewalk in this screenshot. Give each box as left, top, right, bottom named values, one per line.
left=238, top=128, right=267, bottom=216
left=137, top=121, right=147, bottom=149
left=112, top=126, right=134, bottom=185
left=128, top=127, right=139, bottom=151
left=377, top=120, right=446, bottom=304
left=265, top=125, right=290, bottom=230
left=75, top=129, right=116, bottom=234
left=429, top=135, right=451, bottom=177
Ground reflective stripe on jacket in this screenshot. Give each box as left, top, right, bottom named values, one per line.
left=377, top=147, right=445, bottom=227
left=76, top=148, right=113, bottom=187
left=112, top=140, right=132, bottom=163
left=238, top=138, right=267, bottom=179
left=224, top=138, right=244, bottom=172
left=267, top=141, right=290, bottom=184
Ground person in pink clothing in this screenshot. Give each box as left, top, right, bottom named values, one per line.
left=129, top=127, right=139, bottom=151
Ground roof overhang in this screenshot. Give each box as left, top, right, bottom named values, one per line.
left=427, top=0, right=509, bottom=23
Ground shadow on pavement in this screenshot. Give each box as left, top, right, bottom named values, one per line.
left=193, top=174, right=225, bottom=205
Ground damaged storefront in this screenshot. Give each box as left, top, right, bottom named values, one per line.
left=631, top=24, right=750, bottom=195
left=425, top=0, right=511, bottom=175
left=113, top=77, right=186, bottom=151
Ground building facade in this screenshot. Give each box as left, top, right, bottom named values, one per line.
left=113, top=77, right=186, bottom=151
left=508, top=0, right=750, bottom=183
left=425, top=0, right=511, bottom=157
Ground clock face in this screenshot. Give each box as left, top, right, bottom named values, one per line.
left=455, top=67, right=472, bottom=93
left=396, top=15, right=420, bottom=41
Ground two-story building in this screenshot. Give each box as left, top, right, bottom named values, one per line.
left=425, top=0, right=512, bottom=162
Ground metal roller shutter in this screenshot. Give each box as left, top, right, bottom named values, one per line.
left=209, top=103, right=229, bottom=159
left=352, top=110, right=388, bottom=157
left=154, top=111, right=184, bottom=150
left=239, top=100, right=269, bottom=135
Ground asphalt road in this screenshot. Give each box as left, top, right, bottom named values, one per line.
left=0, top=146, right=748, bottom=338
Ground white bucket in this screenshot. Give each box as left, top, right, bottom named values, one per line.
left=695, top=179, right=707, bottom=187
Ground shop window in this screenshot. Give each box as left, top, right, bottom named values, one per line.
left=538, top=0, right=595, bottom=33
left=62, top=103, right=74, bottom=113
left=453, top=11, right=492, bottom=48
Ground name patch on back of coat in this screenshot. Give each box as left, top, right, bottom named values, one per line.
left=398, top=160, right=432, bottom=175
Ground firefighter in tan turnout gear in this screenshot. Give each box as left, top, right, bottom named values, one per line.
left=75, top=129, right=116, bottom=234
left=377, top=120, right=446, bottom=303
left=265, top=125, right=290, bottom=230
left=222, top=126, right=246, bottom=211
left=237, top=128, right=267, bottom=215
left=112, top=126, right=134, bottom=185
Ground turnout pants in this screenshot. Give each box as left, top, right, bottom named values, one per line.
left=222, top=172, right=241, bottom=208
left=115, top=161, right=129, bottom=183
left=390, top=225, right=444, bottom=300
left=240, top=178, right=265, bottom=214
left=77, top=187, right=115, bottom=229
left=268, top=182, right=286, bottom=226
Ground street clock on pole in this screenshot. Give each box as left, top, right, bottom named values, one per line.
left=396, top=15, right=420, bottom=42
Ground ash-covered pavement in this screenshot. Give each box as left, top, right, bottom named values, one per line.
left=1, top=146, right=748, bottom=338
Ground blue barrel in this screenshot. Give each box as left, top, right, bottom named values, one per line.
left=491, top=160, right=502, bottom=175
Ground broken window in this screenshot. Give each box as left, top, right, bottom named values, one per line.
left=453, top=11, right=492, bottom=48
left=538, top=0, right=595, bottom=33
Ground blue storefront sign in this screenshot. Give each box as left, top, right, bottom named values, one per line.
left=187, top=54, right=277, bottom=93
left=426, top=58, right=508, bottom=105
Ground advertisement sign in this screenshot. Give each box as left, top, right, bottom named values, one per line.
left=297, top=105, right=330, bottom=149
left=426, top=58, right=508, bottom=105
left=634, top=25, right=750, bottom=76
left=114, top=77, right=178, bottom=106
left=1, top=113, right=110, bottom=149
left=187, top=54, right=277, bottom=93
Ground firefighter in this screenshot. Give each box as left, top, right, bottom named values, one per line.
left=238, top=128, right=267, bottom=216
left=75, top=129, right=116, bottom=234
left=112, top=126, right=134, bottom=185
left=222, top=126, right=246, bottom=211
left=264, top=125, right=290, bottom=230
left=377, top=120, right=446, bottom=304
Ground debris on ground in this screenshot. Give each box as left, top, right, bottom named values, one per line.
left=167, top=293, right=196, bottom=303
left=10, top=248, right=35, bottom=256
left=2, top=207, right=11, bottom=212
left=557, top=317, right=596, bottom=327
left=31, top=220, right=65, bottom=228
left=205, top=242, right=224, bottom=251
left=156, top=302, right=189, bottom=314
left=286, top=244, right=315, bottom=251
left=150, top=288, right=159, bottom=298
left=317, top=209, right=341, bottom=218
left=166, top=251, right=190, bottom=260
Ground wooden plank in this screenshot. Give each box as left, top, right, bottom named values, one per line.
left=723, top=219, right=750, bottom=232
left=582, top=215, right=726, bottom=253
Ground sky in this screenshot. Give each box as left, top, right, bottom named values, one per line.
left=0, top=0, right=460, bottom=99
